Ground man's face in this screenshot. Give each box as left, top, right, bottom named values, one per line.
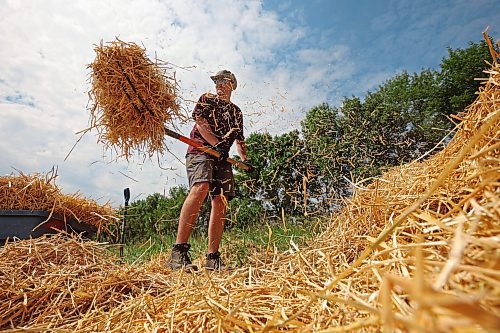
left=215, top=78, right=233, bottom=97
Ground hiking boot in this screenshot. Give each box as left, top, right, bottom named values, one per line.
left=167, top=243, right=198, bottom=272
left=205, top=251, right=226, bottom=271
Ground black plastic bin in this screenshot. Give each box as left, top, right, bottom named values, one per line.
left=0, top=210, right=96, bottom=241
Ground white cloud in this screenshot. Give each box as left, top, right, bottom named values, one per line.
left=0, top=0, right=354, bottom=205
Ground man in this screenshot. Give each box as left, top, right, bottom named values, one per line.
left=168, top=70, right=252, bottom=271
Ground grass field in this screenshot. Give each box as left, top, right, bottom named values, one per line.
left=113, top=218, right=326, bottom=267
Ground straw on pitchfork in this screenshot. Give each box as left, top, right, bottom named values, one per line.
left=86, top=38, right=186, bottom=160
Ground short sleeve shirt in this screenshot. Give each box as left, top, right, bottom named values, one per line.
left=187, top=93, right=244, bottom=154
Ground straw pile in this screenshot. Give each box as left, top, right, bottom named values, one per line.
left=0, top=235, right=181, bottom=330
left=87, top=39, right=182, bottom=160
left=1, top=38, right=499, bottom=332
left=0, top=170, right=118, bottom=232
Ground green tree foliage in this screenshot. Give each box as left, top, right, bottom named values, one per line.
left=124, top=187, right=190, bottom=242
left=343, top=69, right=445, bottom=167
left=301, top=103, right=349, bottom=203
left=237, top=39, right=494, bottom=218
left=122, top=184, right=267, bottom=242
left=439, top=40, right=493, bottom=115
left=226, top=197, right=266, bottom=230
left=235, top=131, right=309, bottom=216
left=334, top=40, right=493, bottom=174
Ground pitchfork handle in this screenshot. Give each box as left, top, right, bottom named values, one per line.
left=164, top=128, right=251, bottom=172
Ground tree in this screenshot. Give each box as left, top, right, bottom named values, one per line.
left=226, top=196, right=266, bottom=230
left=301, top=103, right=349, bottom=205
left=439, top=40, right=494, bottom=115
left=123, top=186, right=201, bottom=242
left=357, top=69, right=444, bottom=163
left=235, top=131, right=315, bottom=216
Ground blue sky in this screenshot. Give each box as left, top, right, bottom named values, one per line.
left=263, top=0, right=499, bottom=101
left=0, top=0, right=498, bottom=205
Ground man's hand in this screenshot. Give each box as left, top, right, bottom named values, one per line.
left=242, top=161, right=255, bottom=173
left=212, top=145, right=229, bottom=161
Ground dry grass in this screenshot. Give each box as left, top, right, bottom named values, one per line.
left=87, top=38, right=183, bottom=160
left=0, top=169, right=118, bottom=233
left=0, top=36, right=499, bottom=332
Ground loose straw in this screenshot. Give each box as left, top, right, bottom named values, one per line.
left=86, top=38, right=184, bottom=160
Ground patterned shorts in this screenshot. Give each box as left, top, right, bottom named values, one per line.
left=186, top=153, right=235, bottom=200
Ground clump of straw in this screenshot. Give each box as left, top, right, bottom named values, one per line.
left=0, top=169, right=118, bottom=233
left=0, top=235, right=164, bottom=329
left=87, top=39, right=182, bottom=160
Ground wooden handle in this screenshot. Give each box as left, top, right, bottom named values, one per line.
left=164, top=128, right=251, bottom=171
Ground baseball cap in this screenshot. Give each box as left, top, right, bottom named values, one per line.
left=210, top=70, right=237, bottom=90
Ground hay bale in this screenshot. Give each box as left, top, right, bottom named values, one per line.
left=87, top=39, right=182, bottom=160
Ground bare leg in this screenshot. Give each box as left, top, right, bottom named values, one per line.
left=175, top=182, right=209, bottom=244
left=207, top=195, right=228, bottom=253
